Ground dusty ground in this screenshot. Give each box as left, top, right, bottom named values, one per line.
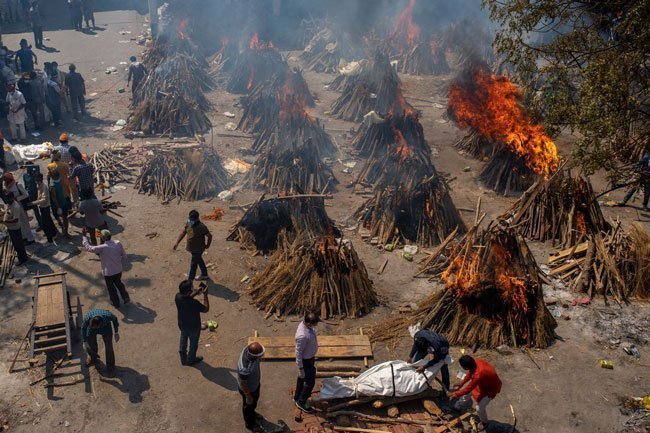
left=0, top=8, right=648, bottom=433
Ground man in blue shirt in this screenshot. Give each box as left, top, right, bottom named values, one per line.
left=237, top=342, right=266, bottom=433
left=408, top=329, right=450, bottom=390
left=14, top=39, right=37, bottom=73
left=80, top=308, right=120, bottom=373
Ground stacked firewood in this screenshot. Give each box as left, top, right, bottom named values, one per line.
left=209, top=39, right=238, bottom=75
left=247, top=232, right=377, bottom=319
left=453, top=128, right=498, bottom=160
left=135, top=144, right=230, bottom=203
left=226, top=40, right=287, bottom=94
left=90, top=143, right=137, bottom=190
left=388, top=39, right=450, bottom=76
left=373, top=219, right=557, bottom=349
left=504, top=171, right=609, bottom=247
left=478, top=149, right=538, bottom=196
left=0, top=235, right=15, bottom=288
left=547, top=223, right=650, bottom=302
left=327, top=60, right=368, bottom=92
left=300, top=27, right=363, bottom=73
left=330, top=51, right=401, bottom=122
left=227, top=195, right=339, bottom=253
left=128, top=53, right=213, bottom=137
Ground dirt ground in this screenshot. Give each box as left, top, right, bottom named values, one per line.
left=0, top=8, right=648, bottom=433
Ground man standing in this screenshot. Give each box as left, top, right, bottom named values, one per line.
left=127, top=56, right=147, bottom=98
left=448, top=355, right=502, bottom=427
left=294, top=311, right=319, bottom=413
left=28, top=71, right=44, bottom=130
left=619, top=155, right=650, bottom=211
left=69, top=151, right=94, bottom=196
left=45, top=72, right=62, bottom=126
left=173, top=210, right=212, bottom=281
left=5, top=83, right=27, bottom=141
left=82, top=228, right=130, bottom=308
left=29, top=1, right=43, bottom=49
left=49, top=170, right=71, bottom=238
left=80, top=308, right=119, bottom=373
left=64, top=64, right=85, bottom=119
left=50, top=62, right=70, bottom=114
left=174, top=280, right=209, bottom=366
left=54, top=133, right=73, bottom=164
left=2, top=192, right=29, bottom=264
left=79, top=188, right=105, bottom=245
left=407, top=329, right=450, bottom=391
left=14, top=39, right=37, bottom=73
left=237, top=342, right=266, bottom=433
left=81, top=0, right=94, bottom=29
left=32, top=172, right=56, bottom=243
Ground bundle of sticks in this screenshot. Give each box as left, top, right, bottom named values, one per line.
left=247, top=232, right=377, bottom=319
left=135, top=144, right=230, bottom=203
left=226, top=42, right=286, bottom=94
left=373, top=219, right=557, bottom=349
left=330, top=51, right=401, bottom=122
left=453, top=128, right=498, bottom=160
left=209, top=38, right=238, bottom=75
left=327, top=60, right=368, bottom=92
left=547, top=223, right=650, bottom=302
left=90, top=143, right=137, bottom=192
left=128, top=53, right=213, bottom=137
left=478, top=148, right=538, bottom=196
left=389, top=39, right=450, bottom=76
left=227, top=194, right=339, bottom=253
left=0, top=235, right=15, bottom=288
left=300, top=27, right=363, bottom=74
left=505, top=170, right=609, bottom=247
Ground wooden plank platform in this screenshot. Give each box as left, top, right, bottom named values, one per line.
left=248, top=334, right=372, bottom=359
left=30, top=273, right=73, bottom=359
left=35, top=279, right=65, bottom=328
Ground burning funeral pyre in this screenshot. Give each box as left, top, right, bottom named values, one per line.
left=448, top=65, right=559, bottom=195
left=226, top=33, right=287, bottom=94
left=237, top=67, right=315, bottom=134
left=300, top=27, right=364, bottom=73
left=374, top=220, right=557, bottom=349
left=330, top=51, right=401, bottom=122
left=548, top=223, right=650, bottom=303
left=383, top=0, right=449, bottom=76
left=350, top=94, right=466, bottom=247
left=227, top=195, right=338, bottom=253
left=242, top=94, right=337, bottom=194
left=505, top=170, right=609, bottom=247
left=135, top=144, right=230, bottom=203
left=128, top=34, right=214, bottom=137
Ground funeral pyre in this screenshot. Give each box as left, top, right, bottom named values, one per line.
left=128, top=35, right=214, bottom=137
left=300, top=26, right=364, bottom=74
left=448, top=65, right=559, bottom=195
left=135, top=144, right=230, bottom=203
left=226, top=33, right=287, bottom=94
left=374, top=220, right=557, bottom=349
left=383, top=0, right=449, bottom=76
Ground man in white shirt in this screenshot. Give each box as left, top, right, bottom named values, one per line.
left=5, top=83, right=26, bottom=141
left=294, top=311, right=320, bottom=414
left=82, top=228, right=130, bottom=308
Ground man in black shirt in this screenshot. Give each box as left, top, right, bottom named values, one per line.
left=64, top=63, right=86, bottom=119
left=175, top=280, right=209, bottom=366
left=408, top=329, right=451, bottom=390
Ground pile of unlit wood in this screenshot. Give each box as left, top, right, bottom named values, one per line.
left=227, top=194, right=338, bottom=253
left=128, top=52, right=213, bottom=137
left=247, top=232, right=377, bottom=319
left=226, top=42, right=286, bottom=94
left=453, top=128, right=497, bottom=160
left=547, top=223, right=650, bottom=302
left=330, top=51, right=401, bottom=122
left=376, top=218, right=557, bottom=349
left=505, top=171, right=609, bottom=247
left=135, top=144, right=230, bottom=203
left=89, top=143, right=137, bottom=191
left=300, top=27, right=363, bottom=74
left=209, top=39, right=239, bottom=75
left=0, top=235, right=15, bottom=288
left=389, top=39, right=450, bottom=76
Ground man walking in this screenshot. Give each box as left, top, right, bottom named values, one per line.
left=619, top=155, right=650, bottom=211
left=2, top=192, right=29, bottom=264
left=449, top=355, right=502, bottom=428
left=64, top=64, right=85, bottom=119
left=294, top=311, right=319, bottom=413
left=5, top=83, right=27, bottom=141
left=407, top=329, right=451, bottom=391
left=127, top=56, right=147, bottom=98
left=80, top=308, right=119, bottom=373
left=173, top=210, right=212, bottom=281
left=32, top=172, right=56, bottom=243
left=79, top=188, right=105, bottom=245
left=69, top=150, right=94, bottom=196
left=237, top=342, right=266, bottom=433
left=175, top=279, right=209, bottom=366
left=82, top=228, right=130, bottom=308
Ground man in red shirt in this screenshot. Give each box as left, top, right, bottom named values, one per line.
left=449, top=355, right=502, bottom=426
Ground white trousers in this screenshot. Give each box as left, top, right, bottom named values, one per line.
left=9, top=122, right=26, bottom=140
left=455, top=395, right=492, bottom=423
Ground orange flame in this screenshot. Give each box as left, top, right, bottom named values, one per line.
left=278, top=94, right=314, bottom=124
left=249, top=32, right=275, bottom=51
left=392, top=0, right=420, bottom=48
left=448, top=68, right=559, bottom=176
left=392, top=127, right=414, bottom=160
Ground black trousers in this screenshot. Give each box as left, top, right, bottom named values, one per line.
left=33, top=26, right=43, bottom=47
left=104, top=272, right=130, bottom=307
left=39, top=206, right=56, bottom=242
left=85, top=332, right=115, bottom=369
left=238, top=386, right=261, bottom=428
left=413, top=351, right=450, bottom=390
left=623, top=179, right=650, bottom=208
left=294, top=357, right=316, bottom=404
left=8, top=228, right=28, bottom=263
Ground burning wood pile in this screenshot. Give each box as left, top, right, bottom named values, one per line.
left=243, top=96, right=337, bottom=194
left=135, top=144, right=230, bottom=203
left=505, top=170, right=609, bottom=247
left=331, top=51, right=401, bottom=122
left=374, top=220, right=557, bottom=349
left=548, top=223, right=650, bottom=302
left=237, top=68, right=315, bottom=134
left=227, top=195, right=338, bottom=253
left=247, top=232, right=377, bottom=319
left=209, top=37, right=238, bottom=74
left=226, top=33, right=287, bottom=94
left=300, top=27, right=363, bottom=73
left=448, top=65, right=559, bottom=195
left=383, top=0, right=449, bottom=76
left=128, top=38, right=214, bottom=137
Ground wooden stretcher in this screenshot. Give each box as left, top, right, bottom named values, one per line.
left=28, top=272, right=82, bottom=364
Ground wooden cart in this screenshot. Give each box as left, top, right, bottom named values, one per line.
left=29, top=272, right=82, bottom=364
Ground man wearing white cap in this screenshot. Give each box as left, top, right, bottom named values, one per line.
left=237, top=342, right=266, bottom=433
left=82, top=227, right=130, bottom=307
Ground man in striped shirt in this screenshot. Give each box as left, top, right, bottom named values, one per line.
left=80, top=308, right=120, bottom=373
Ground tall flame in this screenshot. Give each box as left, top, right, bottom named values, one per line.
left=249, top=32, right=275, bottom=51
left=448, top=68, right=559, bottom=176
left=392, top=0, right=420, bottom=48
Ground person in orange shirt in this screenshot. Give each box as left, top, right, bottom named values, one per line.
left=449, top=355, right=502, bottom=427
left=47, top=149, right=73, bottom=195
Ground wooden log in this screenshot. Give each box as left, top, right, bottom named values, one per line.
left=316, top=371, right=357, bottom=378
left=422, top=399, right=442, bottom=417
left=386, top=405, right=399, bottom=418
left=332, top=427, right=391, bottom=433
left=318, top=363, right=363, bottom=372
left=327, top=411, right=439, bottom=426
left=371, top=389, right=439, bottom=408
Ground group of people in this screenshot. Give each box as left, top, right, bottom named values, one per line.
left=68, top=0, right=96, bottom=31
